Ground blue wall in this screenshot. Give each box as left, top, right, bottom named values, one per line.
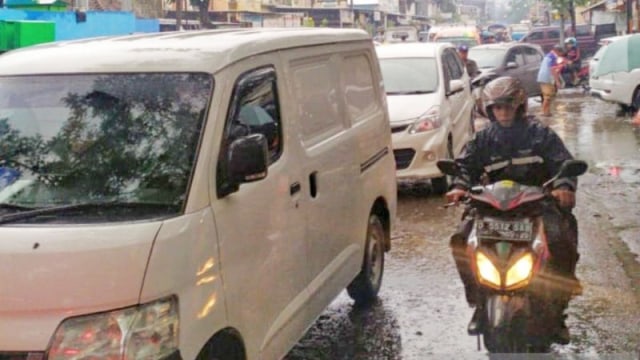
left=0, top=8, right=159, bottom=41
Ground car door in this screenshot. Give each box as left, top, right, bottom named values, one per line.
left=211, top=61, right=309, bottom=358
left=523, top=46, right=544, bottom=96
left=442, top=48, right=473, bottom=156
left=504, top=46, right=529, bottom=91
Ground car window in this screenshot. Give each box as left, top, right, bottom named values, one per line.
left=379, top=57, right=439, bottom=94
left=548, top=30, right=560, bottom=39
left=525, top=31, right=543, bottom=41
left=341, top=54, right=379, bottom=124
left=523, top=47, right=543, bottom=64
left=468, top=48, right=507, bottom=68
left=444, top=50, right=464, bottom=80
left=505, top=48, right=526, bottom=67
left=218, top=66, right=282, bottom=196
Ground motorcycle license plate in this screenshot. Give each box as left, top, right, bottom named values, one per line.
left=476, top=219, right=533, bottom=241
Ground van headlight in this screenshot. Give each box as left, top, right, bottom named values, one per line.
left=408, top=107, right=441, bottom=134
left=48, top=296, right=178, bottom=360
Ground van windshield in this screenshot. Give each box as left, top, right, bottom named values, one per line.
left=0, top=73, right=213, bottom=223
left=468, top=48, right=507, bottom=68
left=379, top=58, right=439, bottom=95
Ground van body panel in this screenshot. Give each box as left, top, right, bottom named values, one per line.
left=138, top=208, right=225, bottom=360
left=0, top=223, right=160, bottom=350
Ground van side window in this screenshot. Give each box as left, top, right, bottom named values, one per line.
left=341, top=54, right=378, bottom=124
left=548, top=30, right=560, bottom=39
left=291, top=57, right=344, bottom=146
left=217, top=66, right=282, bottom=196
left=225, top=66, right=282, bottom=164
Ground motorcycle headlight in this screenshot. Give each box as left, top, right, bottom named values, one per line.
left=48, top=296, right=178, bottom=360
left=476, top=251, right=501, bottom=288
left=505, top=253, right=534, bottom=288
left=408, top=107, right=441, bottom=134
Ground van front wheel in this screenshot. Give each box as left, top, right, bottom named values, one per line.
left=347, top=214, right=385, bottom=307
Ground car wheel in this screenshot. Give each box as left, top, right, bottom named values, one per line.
left=431, top=138, right=453, bottom=195
left=632, top=86, right=640, bottom=112
left=347, top=214, right=385, bottom=307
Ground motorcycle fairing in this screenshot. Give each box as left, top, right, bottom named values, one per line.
left=470, top=180, right=545, bottom=211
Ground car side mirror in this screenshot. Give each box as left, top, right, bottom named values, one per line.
left=228, top=133, right=269, bottom=185
left=506, top=61, right=518, bottom=69
left=448, top=79, right=465, bottom=96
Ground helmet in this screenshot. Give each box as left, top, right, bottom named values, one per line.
left=457, top=44, right=469, bottom=52
left=481, top=76, right=527, bottom=121
left=564, top=37, right=577, bottom=46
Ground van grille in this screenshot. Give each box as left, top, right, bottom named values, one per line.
left=393, top=149, right=415, bottom=170
left=0, top=353, right=44, bottom=360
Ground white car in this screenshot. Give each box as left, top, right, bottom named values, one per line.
left=589, top=35, right=640, bottom=112
left=376, top=42, right=475, bottom=193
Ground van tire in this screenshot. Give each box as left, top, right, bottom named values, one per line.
left=196, top=330, right=246, bottom=360
left=431, top=138, right=453, bottom=195
left=347, top=214, right=385, bottom=307
left=632, top=86, right=640, bottom=112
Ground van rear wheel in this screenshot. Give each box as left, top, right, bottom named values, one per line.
left=347, top=214, right=385, bottom=307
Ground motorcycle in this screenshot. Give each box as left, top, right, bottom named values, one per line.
left=438, top=159, right=588, bottom=352
left=556, top=56, right=590, bottom=92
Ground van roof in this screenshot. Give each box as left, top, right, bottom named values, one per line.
left=0, top=28, right=370, bottom=75
left=375, top=42, right=450, bottom=58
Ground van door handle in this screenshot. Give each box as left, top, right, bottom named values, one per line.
left=290, top=182, right=301, bottom=196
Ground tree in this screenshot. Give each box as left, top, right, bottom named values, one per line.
left=544, top=0, right=589, bottom=40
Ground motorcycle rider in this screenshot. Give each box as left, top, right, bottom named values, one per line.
left=445, top=76, right=581, bottom=344
left=563, top=37, right=581, bottom=86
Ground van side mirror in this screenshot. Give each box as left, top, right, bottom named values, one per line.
left=228, top=133, right=269, bottom=185
left=506, top=61, right=518, bottom=69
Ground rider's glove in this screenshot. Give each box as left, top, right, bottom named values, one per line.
left=445, top=187, right=468, bottom=205
left=551, top=187, right=576, bottom=208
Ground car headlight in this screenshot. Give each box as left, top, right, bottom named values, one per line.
left=476, top=251, right=501, bottom=288
left=48, top=296, right=178, bottom=360
left=505, top=253, right=534, bottom=288
left=408, top=107, right=441, bottom=134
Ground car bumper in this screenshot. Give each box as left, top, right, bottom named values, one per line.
left=392, top=127, right=448, bottom=180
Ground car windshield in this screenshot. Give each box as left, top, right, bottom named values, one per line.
left=469, top=48, right=507, bottom=68
left=379, top=58, right=439, bottom=95
left=0, top=73, right=213, bottom=222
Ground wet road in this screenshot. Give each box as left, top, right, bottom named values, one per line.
left=285, top=90, right=640, bottom=359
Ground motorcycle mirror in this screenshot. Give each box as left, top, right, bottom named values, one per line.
left=436, top=160, right=459, bottom=176
left=543, top=160, right=588, bottom=188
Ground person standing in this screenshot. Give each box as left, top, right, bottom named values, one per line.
left=537, top=44, right=563, bottom=117
left=457, top=44, right=480, bottom=79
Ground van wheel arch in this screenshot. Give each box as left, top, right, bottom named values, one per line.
left=196, top=328, right=246, bottom=360
left=631, top=86, right=640, bottom=111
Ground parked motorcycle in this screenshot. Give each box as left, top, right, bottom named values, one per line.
left=438, top=159, right=588, bottom=352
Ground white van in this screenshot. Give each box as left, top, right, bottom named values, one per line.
left=0, top=28, right=397, bottom=360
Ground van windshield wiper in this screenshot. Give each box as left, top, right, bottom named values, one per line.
left=386, top=90, right=435, bottom=95
left=0, top=201, right=178, bottom=225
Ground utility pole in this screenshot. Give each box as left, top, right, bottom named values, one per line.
left=176, top=0, right=183, bottom=30
left=627, top=0, right=633, bottom=33
left=569, top=0, right=576, bottom=36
